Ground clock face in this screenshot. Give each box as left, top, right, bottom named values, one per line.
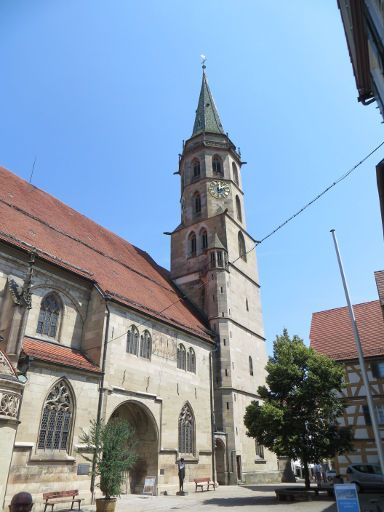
left=209, top=180, right=230, bottom=199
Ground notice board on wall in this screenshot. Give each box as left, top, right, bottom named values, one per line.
left=142, top=476, right=157, bottom=495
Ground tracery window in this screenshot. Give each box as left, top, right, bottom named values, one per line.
left=236, top=195, right=242, bottom=222
left=37, top=379, right=73, bottom=451
left=193, top=192, right=201, bottom=215
left=200, top=228, right=208, bottom=251
left=187, top=348, right=196, bottom=373
left=140, top=330, right=152, bottom=359
left=238, top=231, right=247, bottom=261
left=188, top=232, right=197, bottom=257
left=127, top=325, right=139, bottom=355
left=177, top=344, right=186, bottom=370
left=178, top=403, right=195, bottom=454
left=36, top=293, right=61, bottom=338
left=192, top=158, right=201, bottom=178
left=232, top=162, right=239, bottom=185
left=212, top=155, right=222, bottom=175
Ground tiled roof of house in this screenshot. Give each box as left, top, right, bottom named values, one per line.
left=0, top=166, right=212, bottom=342
left=23, top=337, right=101, bottom=373
left=375, top=270, right=384, bottom=306
left=310, top=300, right=384, bottom=361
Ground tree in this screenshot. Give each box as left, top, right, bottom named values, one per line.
left=81, top=419, right=137, bottom=501
left=244, top=329, right=353, bottom=489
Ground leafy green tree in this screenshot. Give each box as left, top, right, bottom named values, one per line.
left=81, top=418, right=137, bottom=499
left=244, top=329, right=353, bottom=489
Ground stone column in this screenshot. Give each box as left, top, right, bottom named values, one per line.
left=0, top=352, right=24, bottom=510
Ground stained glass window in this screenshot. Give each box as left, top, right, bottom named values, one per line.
left=178, top=403, right=195, bottom=454
left=38, top=380, right=73, bottom=451
left=177, top=344, right=186, bottom=370
left=36, top=293, right=61, bottom=338
left=187, top=348, right=196, bottom=373
left=140, top=330, right=152, bottom=359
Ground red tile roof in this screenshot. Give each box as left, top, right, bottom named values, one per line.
left=0, top=167, right=212, bottom=342
left=310, top=300, right=384, bottom=361
left=23, top=337, right=101, bottom=373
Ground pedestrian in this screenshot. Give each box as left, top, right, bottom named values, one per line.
left=177, top=457, right=186, bottom=493
left=9, top=493, right=33, bottom=512
left=314, top=463, right=322, bottom=484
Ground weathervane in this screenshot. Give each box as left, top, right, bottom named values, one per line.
left=200, top=54, right=207, bottom=70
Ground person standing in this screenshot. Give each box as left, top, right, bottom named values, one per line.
left=177, top=458, right=186, bottom=493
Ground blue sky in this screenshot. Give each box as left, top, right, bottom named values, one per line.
left=1, top=1, right=383, bottom=354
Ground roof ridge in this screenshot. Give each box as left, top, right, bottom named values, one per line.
left=312, top=299, right=380, bottom=316
left=0, top=195, right=178, bottom=296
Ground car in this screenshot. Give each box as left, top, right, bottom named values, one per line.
left=346, top=464, right=384, bottom=492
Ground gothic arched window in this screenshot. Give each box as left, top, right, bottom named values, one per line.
left=236, top=195, right=242, bottom=222
left=140, top=330, right=152, bottom=359
left=187, top=348, right=196, bottom=373
left=249, top=356, right=254, bottom=376
left=212, top=155, right=222, bottom=175
left=178, top=403, right=195, bottom=454
left=193, top=192, right=201, bottom=215
left=200, top=228, right=208, bottom=251
left=232, top=162, right=239, bottom=185
left=188, top=232, right=197, bottom=257
left=36, top=293, right=61, bottom=338
left=127, top=325, right=139, bottom=355
left=37, top=379, right=73, bottom=451
left=238, top=231, right=247, bottom=261
left=177, top=344, right=186, bottom=370
left=192, top=158, right=201, bottom=178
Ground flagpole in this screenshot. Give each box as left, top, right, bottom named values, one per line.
left=330, top=229, right=384, bottom=476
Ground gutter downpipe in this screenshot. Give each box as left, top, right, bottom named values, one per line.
left=90, top=285, right=111, bottom=503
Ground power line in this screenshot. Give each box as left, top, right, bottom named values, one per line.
left=86, top=139, right=384, bottom=351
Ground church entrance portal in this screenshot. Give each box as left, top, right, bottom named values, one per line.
left=215, top=438, right=227, bottom=485
left=110, top=401, right=158, bottom=494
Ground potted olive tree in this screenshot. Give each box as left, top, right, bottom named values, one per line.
left=81, top=418, right=137, bottom=512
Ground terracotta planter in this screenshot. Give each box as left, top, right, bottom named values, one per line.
left=95, top=498, right=117, bottom=512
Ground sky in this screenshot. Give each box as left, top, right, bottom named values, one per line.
left=1, top=1, right=383, bottom=354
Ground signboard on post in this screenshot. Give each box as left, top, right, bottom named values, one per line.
left=334, top=484, right=361, bottom=512
left=142, top=476, right=157, bottom=496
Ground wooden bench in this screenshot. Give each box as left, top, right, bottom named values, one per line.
left=43, top=490, right=82, bottom=512
left=194, top=477, right=216, bottom=492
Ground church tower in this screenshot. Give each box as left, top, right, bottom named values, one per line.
left=170, top=66, right=279, bottom=484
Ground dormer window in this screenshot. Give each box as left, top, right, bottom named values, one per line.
left=212, top=155, right=222, bottom=175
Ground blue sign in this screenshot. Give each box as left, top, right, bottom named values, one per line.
left=334, top=484, right=360, bottom=512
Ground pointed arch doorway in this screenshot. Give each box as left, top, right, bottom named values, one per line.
left=110, top=401, right=158, bottom=494
left=215, top=437, right=227, bottom=485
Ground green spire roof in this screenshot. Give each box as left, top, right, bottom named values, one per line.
left=192, top=70, right=225, bottom=136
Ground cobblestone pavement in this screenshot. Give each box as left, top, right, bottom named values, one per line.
left=83, top=485, right=384, bottom=512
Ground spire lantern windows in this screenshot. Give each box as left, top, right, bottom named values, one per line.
left=212, top=155, right=223, bottom=175
left=236, top=195, right=242, bottom=222
left=193, top=192, right=201, bottom=216
left=238, top=232, right=247, bottom=261
left=232, top=162, right=239, bottom=185
left=192, top=158, right=201, bottom=179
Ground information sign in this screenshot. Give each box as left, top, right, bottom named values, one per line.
left=142, top=476, right=156, bottom=496
left=334, top=484, right=361, bottom=512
